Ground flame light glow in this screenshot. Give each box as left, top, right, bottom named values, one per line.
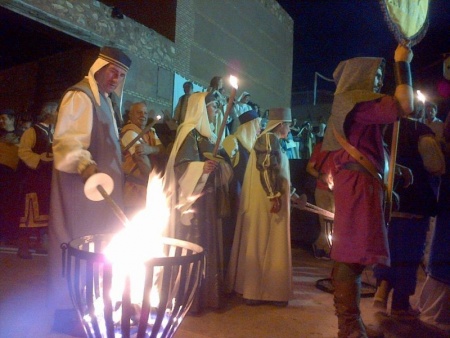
left=229, top=75, right=238, bottom=90
left=64, top=173, right=204, bottom=337
left=417, top=90, right=426, bottom=103
left=104, top=174, right=169, bottom=309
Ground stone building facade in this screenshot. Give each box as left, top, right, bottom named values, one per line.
left=0, top=0, right=293, bottom=117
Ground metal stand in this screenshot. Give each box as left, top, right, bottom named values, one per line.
left=63, top=234, right=204, bottom=338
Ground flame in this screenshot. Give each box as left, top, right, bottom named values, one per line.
left=327, top=172, right=334, bottom=191
left=417, top=90, right=426, bottom=103
left=229, top=75, right=239, bottom=90
left=102, top=173, right=170, bottom=318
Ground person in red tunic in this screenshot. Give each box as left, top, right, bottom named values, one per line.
left=306, top=141, right=335, bottom=259
left=322, top=44, right=414, bottom=337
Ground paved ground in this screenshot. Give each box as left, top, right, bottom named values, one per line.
left=0, top=243, right=447, bottom=338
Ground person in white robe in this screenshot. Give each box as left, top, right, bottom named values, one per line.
left=162, top=91, right=232, bottom=312
left=47, top=46, right=131, bottom=336
left=227, top=107, right=300, bottom=306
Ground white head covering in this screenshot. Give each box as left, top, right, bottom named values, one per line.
left=235, top=115, right=261, bottom=152
left=87, top=46, right=131, bottom=113
left=237, top=91, right=251, bottom=102
left=161, top=92, right=216, bottom=237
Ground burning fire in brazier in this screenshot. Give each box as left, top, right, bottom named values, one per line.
left=63, top=174, right=204, bottom=337
left=64, top=234, right=204, bottom=338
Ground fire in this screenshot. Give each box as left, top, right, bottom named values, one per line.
left=326, top=171, right=334, bottom=191
left=68, top=173, right=205, bottom=337
left=416, top=89, right=426, bottom=103
left=105, top=173, right=169, bottom=261
left=100, top=173, right=170, bottom=326
left=229, top=75, right=238, bottom=90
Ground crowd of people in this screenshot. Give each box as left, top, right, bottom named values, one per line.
left=0, top=43, right=449, bottom=337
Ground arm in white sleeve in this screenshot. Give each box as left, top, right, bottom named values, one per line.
left=121, top=129, right=140, bottom=155
left=52, top=91, right=94, bottom=173
left=418, top=135, right=446, bottom=176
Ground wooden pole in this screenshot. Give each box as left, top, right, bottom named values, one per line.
left=122, top=116, right=160, bottom=155
left=385, top=119, right=400, bottom=223
left=96, top=185, right=130, bottom=226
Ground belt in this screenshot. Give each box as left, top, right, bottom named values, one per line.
left=342, top=162, right=374, bottom=177
left=391, top=211, right=424, bottom=220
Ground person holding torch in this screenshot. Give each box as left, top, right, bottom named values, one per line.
left=48, top=46, right=131, bottom=335
left=322, top=43, right=414, bottom=337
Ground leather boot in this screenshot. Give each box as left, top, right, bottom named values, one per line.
left=333, top=278, right=367, bottom=337
left=332, top=262, right=368, bottom=338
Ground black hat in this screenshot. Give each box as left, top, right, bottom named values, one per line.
left=0, top=108, right=15, bottom=116
left=99, top=46, right=132, bottom=71
left=238, top=109, right=259, bottom=124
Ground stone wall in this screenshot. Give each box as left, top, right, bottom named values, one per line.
left=2, top=0, right=293, bottom=115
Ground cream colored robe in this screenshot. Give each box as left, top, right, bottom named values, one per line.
left=227, top=130, right=292, bottom=302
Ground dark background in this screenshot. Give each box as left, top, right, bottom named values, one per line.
left=278, top=0, right=450, bottom=115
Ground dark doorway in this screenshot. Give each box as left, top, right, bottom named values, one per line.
left=0, top=6, right=95, bottom=116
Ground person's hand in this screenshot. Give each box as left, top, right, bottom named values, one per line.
left=203, top=160, right=218, bottom=174
left=135, top=143, right=153, bottom=156
left=80, top=163, right=98, bottom=182
left=39, top=152, right=53, bottom=162
left=394, top=43, right=413, bottom=63
left=270, top=196, right=282, bottom=213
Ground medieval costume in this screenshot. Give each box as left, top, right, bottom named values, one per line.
left=17, top=117, right=55, bottom=258
left=0, top=108, right=20, bottom=243
left=227, top=108, right=292, bottom=305
left=322, top=53, right=412, bottom=337
left=417, top=113, right=450, bottom=332
left=48, top=47, right=131, bottom=324
left=306, top=141, right=335, bottom=259
left=163, top=91, right=232, bottom=313
left=373, top=118, right=444, bottom=317
left=121, top=121, right=163, bottom=217
left=222, top=109, right=261, bottom=271
left=228, top=91, right=252, bottom=134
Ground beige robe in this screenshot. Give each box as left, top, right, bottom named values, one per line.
left=227, top=132, right=292, bottom=302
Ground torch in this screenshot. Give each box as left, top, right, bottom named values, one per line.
left=122, top=115, right=162, bottom=155
left=205, top=75, right=238, bottom=161
left=84, top=173, right=130, bottom=227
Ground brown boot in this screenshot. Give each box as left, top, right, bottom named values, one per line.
left=333, top=279, right=367, bottom=337
left=332, top=262, right=367, bottom=338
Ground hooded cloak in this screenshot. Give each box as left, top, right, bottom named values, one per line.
left=322, top=57, right=386, bottom=151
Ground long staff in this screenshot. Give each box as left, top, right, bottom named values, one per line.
left=122, top=116, right=161, bottom=155
left=379, top=0, right=430, bottom=222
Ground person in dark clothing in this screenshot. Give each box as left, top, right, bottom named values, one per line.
left=373, top=117, right=445, bottom=319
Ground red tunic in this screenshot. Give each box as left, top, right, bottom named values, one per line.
left=331, top=96, right=399, bottom=266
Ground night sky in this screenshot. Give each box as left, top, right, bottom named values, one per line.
left=277, top=0, right=450, bottom=111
